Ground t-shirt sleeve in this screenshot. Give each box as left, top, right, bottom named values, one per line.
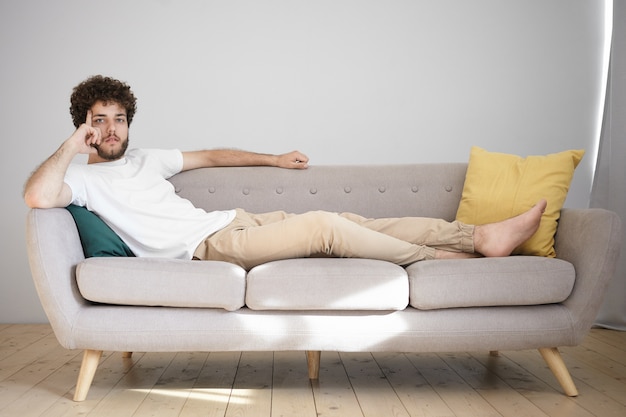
left=143, top=148, right=184, bottom=179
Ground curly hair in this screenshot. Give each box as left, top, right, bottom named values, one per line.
left=69, top=75, right=137, bottom=128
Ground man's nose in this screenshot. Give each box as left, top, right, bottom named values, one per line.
left=107, top=123, right=116, bottom=134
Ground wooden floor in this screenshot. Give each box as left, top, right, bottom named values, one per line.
left=0, top=324, right=624, bottom=417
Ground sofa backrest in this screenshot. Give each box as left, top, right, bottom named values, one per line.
left=168, top=163, right=468, bottom=221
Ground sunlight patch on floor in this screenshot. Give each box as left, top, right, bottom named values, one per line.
left=130, top=388, right=252, bottom=404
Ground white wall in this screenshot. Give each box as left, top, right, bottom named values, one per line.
left=1, top=0, right=610, bottom=323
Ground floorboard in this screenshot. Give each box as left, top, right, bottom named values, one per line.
left=0, top=326, right=624, bottom=417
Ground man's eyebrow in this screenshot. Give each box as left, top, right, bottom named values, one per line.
left=91, top=113, right=127, bottom=118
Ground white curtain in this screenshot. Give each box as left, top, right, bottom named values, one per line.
left=592, top=0, right=626, bottom=329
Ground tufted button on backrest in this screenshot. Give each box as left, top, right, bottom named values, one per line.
left=168, top=164, right=468, bottom=221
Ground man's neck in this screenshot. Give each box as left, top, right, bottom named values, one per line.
left=87, top=154, right=125, bottom=164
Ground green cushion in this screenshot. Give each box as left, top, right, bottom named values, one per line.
left=65, top=204, right=135, bottom=258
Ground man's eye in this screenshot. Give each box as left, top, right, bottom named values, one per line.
left=94, top=119, right=104, bottom=124
left=116, top=118, right=126, bottom=123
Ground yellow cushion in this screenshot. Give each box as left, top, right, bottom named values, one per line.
left=456, top=147, right=585, bottom=257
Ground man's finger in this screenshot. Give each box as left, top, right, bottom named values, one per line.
left=89, top=126, right=102, bottom=145
left=86, top=110, right=92, bottom=127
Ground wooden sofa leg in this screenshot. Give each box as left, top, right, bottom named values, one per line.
left=538, top=347, right=578, bottom=397
left=306, top=350, right=321, bottom=380
left=74, top=349, right=103, bottom=402
left=122, top=352, right=133, bottom=358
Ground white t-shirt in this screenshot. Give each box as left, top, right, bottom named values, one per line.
left=64, top=148, right=236, bottom=259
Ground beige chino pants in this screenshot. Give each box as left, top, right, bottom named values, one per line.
left=193, top=208, right=475, bottom=270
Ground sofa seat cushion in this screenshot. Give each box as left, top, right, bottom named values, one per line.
left=407, top=257, right=575, bottom=310
left=76, top=258, right=246, bottom=311
left=246, top=258, right=409, bottom=310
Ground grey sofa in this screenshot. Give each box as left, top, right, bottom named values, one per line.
left=25, top=163, right=622, bottom=401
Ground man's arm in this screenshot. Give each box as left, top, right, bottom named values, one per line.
left=181, top=149, right=309, bottom=171
left=24, top=112, right=102, bottom=208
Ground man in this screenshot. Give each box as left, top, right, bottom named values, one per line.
left=24, top=75, right=546, bottom=270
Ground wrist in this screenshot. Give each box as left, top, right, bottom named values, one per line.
left=63, top=136, right=82, bottom=152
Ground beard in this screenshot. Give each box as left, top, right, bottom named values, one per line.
left=96, top=136, right=129, bottom=161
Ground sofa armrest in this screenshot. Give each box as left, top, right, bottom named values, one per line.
left=26, top=208, right=89, bottom=348
left=554, top=208, right=622, bottom=339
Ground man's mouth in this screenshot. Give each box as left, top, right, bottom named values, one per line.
left=103, top=136, right=119, bottom=144
left=93, top=136, right=119, bottom=150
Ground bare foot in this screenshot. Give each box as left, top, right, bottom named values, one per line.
left=473, top=199, right=547, bottom=257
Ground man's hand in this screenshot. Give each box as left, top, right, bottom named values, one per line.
left=276, top=150, right=309, bottom=169
left=70, top=110, right=102, bottom=154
